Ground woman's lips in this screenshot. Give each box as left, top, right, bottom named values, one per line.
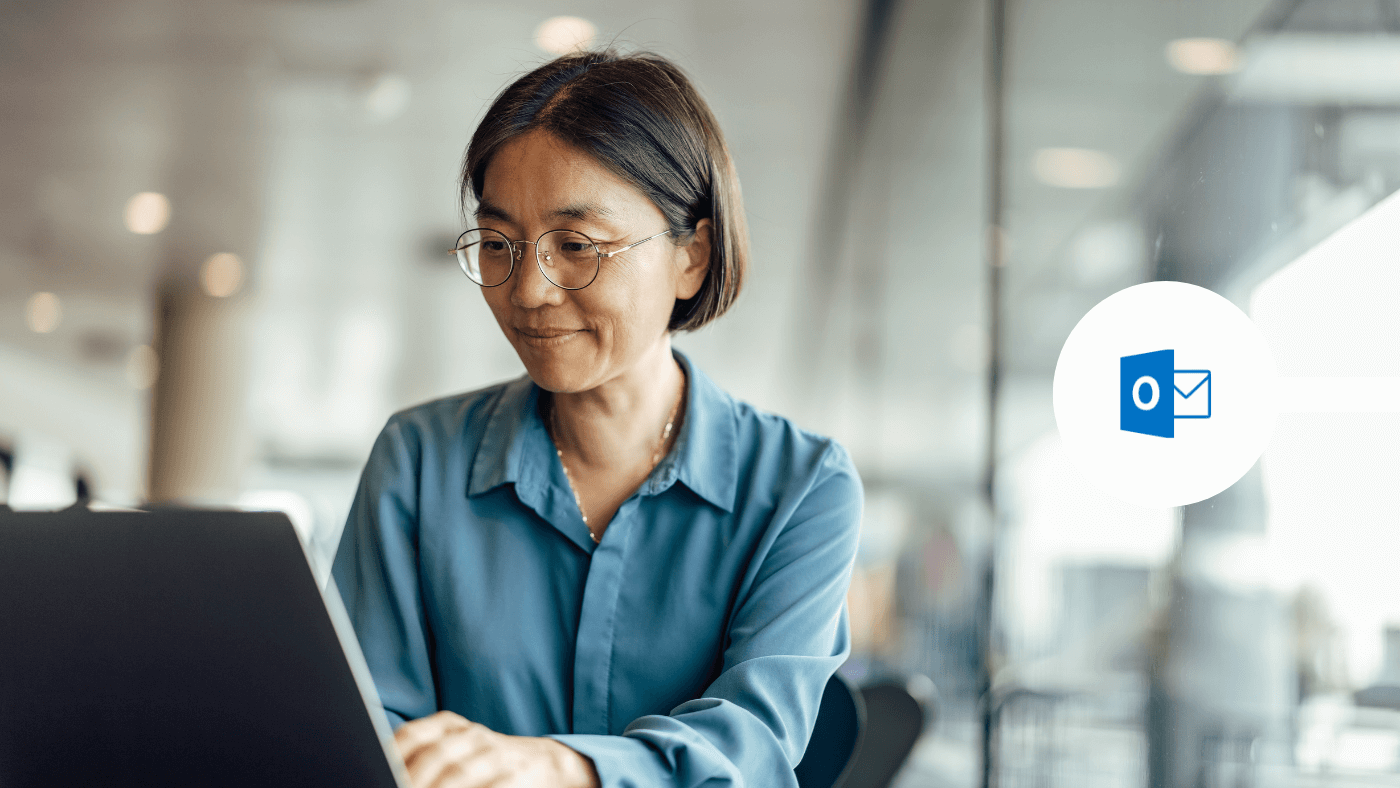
left=515, top=327, right=585, bottom=346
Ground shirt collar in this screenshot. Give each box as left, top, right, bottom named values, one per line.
left=666, top=349, right=738, bottom=512
left=466, top=348, right=738, bottom=514
left=467, top=373, right=545, bottom=499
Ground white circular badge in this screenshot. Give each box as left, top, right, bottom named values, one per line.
left=1052, top=281, right=1277, bottom=508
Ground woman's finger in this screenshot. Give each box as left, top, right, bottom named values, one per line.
left=395, top=712, right=474, bottom=766
left=415, top=710, right=473, bottom=739
left=424, top=748, right=502, bottom=788
left=406, top=725, right=496, bottom=788
left=394, top=724, right=439, bottom=768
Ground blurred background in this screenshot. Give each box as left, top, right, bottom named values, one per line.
left=3, top=0, right=1400, bottom=785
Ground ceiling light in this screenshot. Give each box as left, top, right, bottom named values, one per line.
left=124, top=192, right=171, bottom=235
left=364, top=73, right=411, bottom=122
left=1231, top=34, right=1400, bottom=104
left=25, top=291, right=61, bottom=333
left=1166, top=37, right=1241, bottom=75
left=125, top=345, right=159, bottom=390
left=535, top=16, right=596, bottom=55
left=1070, top=221, right=1143, bottom=283
left=1032, top=148, right=1121, bottom=189
left=201, top=253, right=244, bottom=298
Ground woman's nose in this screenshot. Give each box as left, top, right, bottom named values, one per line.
left=509, top=245, right=564, bottom=308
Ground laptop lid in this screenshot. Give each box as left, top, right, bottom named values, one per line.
left=0, top=508, right=411, bottom=788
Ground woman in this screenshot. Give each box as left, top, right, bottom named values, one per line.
left=332, top=49, right=863, bottom=788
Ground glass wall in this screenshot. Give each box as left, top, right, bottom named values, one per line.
left=976, top=1, right=1400, bottom=786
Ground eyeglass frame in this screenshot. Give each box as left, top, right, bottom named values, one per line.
left=450, top=227, right=673, bottom=290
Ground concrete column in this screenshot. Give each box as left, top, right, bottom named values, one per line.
left=146, top=284, right=251, bottom=504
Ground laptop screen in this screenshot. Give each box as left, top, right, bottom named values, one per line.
left=0, top=508, right=408, bottom=788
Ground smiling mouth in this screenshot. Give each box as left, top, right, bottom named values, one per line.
left=515, top=327, right=585, bottom=345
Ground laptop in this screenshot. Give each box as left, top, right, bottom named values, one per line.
left=0, top=507, right=411, bottom=788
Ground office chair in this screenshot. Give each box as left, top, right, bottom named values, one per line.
left=843, top=679, right=931, bottom=788
left=795, top=672, right=866, bottom=788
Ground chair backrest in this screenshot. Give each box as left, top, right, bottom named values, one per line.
left=795, top=672, right=865, bottom=788
left=843, top=681, right=928, bottom=788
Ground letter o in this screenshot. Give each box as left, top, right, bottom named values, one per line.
left=1133, top=375, right=1160, bottom=411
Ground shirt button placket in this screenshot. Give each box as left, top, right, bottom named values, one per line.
left=569, top=496, right=640, bottom=734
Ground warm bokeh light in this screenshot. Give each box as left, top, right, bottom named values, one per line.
left=124, top=191, right=171, bottom=235
left=201, top=252, right=244, bottom=298
left=1032, top=147, right=1121, bottom=189
left=534, top=16, right=596, bottom=55
left=1166, top=37, right=1241, bottom=75
left=25, top=291, right=62, bottom=333
left=125, top=344, right=159, bottom=390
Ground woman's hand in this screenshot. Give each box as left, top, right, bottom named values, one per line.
left=393, top=711, right=600, bottom=788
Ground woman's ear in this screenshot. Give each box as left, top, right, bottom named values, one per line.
left=675, top=218, right=713, bottom=301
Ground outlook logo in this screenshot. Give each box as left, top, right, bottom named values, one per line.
left=1055, top=282, right=1276, bottom=507
left=1120, top=350, right=1211, bottom=438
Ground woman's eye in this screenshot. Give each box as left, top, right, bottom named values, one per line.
left=482, top=241, right=507, bottom=252
left=561, top=242, right=592, bottom=253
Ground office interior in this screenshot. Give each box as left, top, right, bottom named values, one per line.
left=3, top=0, right=1399, bottom=785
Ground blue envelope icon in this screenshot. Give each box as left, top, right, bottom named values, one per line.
left=1120, top=350, right=1212, bottom=438
left=1174, top=370, right=1211, bottom=419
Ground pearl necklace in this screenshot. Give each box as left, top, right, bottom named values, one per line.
left=550, top=382, right=684, bottom=543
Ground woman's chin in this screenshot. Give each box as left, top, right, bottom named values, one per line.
left=517, top=349, right=599, bottom=394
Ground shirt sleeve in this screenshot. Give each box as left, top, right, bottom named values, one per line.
left=331, top=415, right=437, bottom=731
left=550, top=441, right=863, bottom=788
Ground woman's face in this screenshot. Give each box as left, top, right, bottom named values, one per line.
left=476, top=129, right=709, bottom=393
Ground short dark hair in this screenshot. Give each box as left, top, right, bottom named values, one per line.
left=460, top=49, right=748, bottom=332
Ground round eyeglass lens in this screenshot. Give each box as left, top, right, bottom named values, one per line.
left=456, top=229, right=514, bottom=286
left=536, top=230, right=599, bottom=289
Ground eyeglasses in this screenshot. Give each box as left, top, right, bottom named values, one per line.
left=450, top=228, right=672, bottom=290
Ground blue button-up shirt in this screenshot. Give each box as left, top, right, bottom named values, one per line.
left=331, top=350, right=862, bottom=787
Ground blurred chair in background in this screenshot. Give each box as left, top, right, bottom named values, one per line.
left=847, top=680, right=932, bottom=788
left=0, top=443, right=11, bottom=506
left=796, top=672, right=935, bottom=788
left=796, top=672, right=864, bottom=788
